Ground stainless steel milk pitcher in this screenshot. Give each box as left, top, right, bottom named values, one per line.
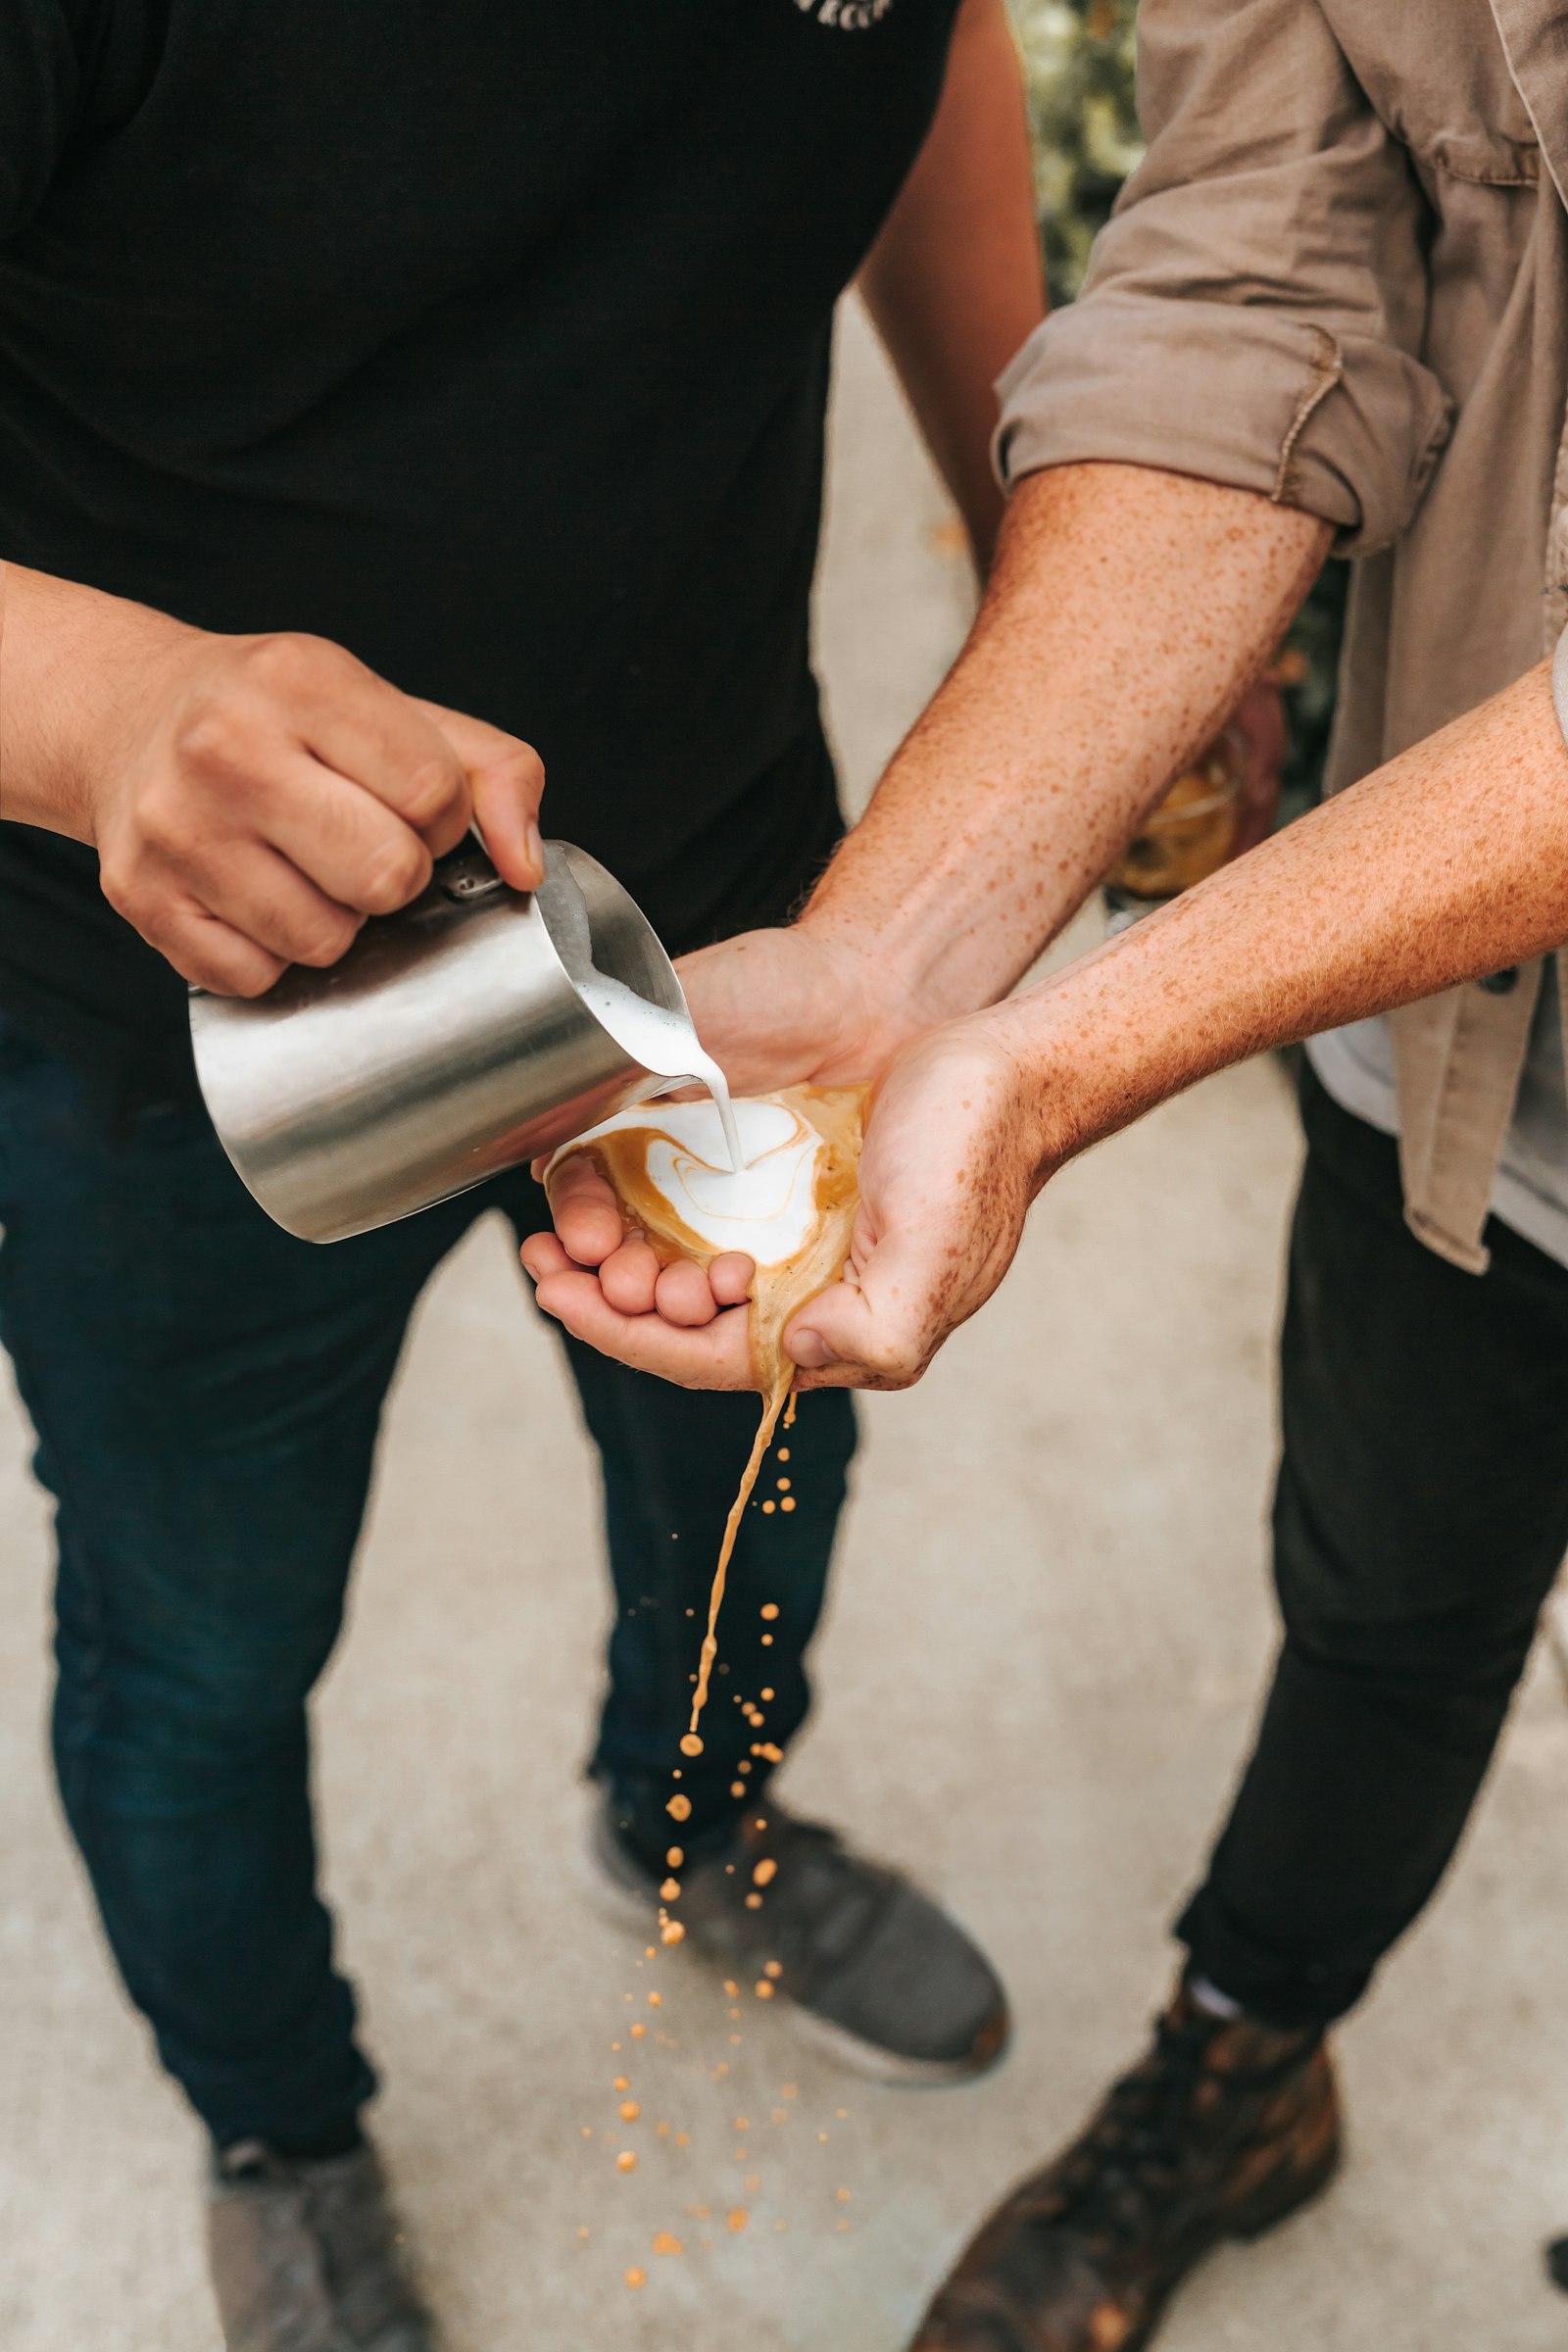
left=189, top=838, right=696, bottom=1243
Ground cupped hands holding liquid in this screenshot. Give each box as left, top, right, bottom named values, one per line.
left=524, top=916, right=927, bottom=1351
left=523, top=1005, right=1047, bottom=1392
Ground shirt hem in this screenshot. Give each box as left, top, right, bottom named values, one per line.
left=1305, top=1031, right=1568, bottom=1269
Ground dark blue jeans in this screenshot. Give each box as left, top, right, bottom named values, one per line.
left=0, top=1024, right=855, bottom=2148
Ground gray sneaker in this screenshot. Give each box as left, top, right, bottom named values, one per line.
left=588, top=1790, right=1010, bottom=2084
left=206, top=2138, right=437, bottom=2352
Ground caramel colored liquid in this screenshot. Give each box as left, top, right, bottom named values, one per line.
left=551, top=1087, right=864, bottom=1748
left=685, top=1365, right=793, bottom=1735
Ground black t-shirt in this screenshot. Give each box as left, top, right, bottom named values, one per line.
left=0, top=0, right=958, bottom=1093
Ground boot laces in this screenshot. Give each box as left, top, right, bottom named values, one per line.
left=1052, top=2009, right=1225, bottom=2242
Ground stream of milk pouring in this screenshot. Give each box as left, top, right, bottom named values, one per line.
left=572, top=970, right=747, bottom=1173
left=541, top=850, right=747, bottom=1170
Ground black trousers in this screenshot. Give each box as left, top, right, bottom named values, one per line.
left=1178, top=1062, right=1568, bottom=2029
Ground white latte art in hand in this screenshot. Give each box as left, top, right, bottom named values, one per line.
left=555, top=1096, right=824, bottom=1264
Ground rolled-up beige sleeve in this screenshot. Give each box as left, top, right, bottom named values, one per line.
left=998, top=0, right=1453, bottom=557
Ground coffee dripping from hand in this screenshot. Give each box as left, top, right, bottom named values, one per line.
left=544, top=1085, right=864, bottom=1749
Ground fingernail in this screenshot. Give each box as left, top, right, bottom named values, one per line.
left=524, top=819, right=545, bottom=878
left=789, top=1330, right=837, bottom=1370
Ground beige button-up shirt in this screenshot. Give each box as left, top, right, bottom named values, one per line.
left=996, top=0, right=1568, bottom=1272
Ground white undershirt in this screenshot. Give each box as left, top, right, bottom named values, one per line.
left=1307, top=958, right=1568, bottom=1267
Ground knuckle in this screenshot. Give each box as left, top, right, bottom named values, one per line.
left=227, top=953, right=287, bottom=999
left=96, top=849, right=139, bottom=917
left=496, top=738, right=545, bottom=785
left=135, top=777, right=202, bottom=861
left=173, top=699, right=247, bottom=779
left=861, top=1331, right=923, bottom=1385
left=354, top=831, right=430, bottom=912
left=399, top=753, right=463, bottom=832
left=290, top=908, right=362, bottom=968
left=239, top=629, right=331, bottom=697
left=161, top=919, right=281, bottom=999
left=93, top=851, right=133, bottom=912
left=485, top=740, right=546, bottom=805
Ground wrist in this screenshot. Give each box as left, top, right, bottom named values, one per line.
left=983, top=977, right=1134, bottom=1193
left=793, top=904, right=956, bottom=1061
left=956, top=1001, right=1063, bottom=1193
left=1, top=566, right=201, bottom=841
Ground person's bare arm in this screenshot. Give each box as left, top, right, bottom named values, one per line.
left=530, top=658, right=1568, bottom=1389
left=857, top=0, right=1045, bottom=572
left=1021, top=663, right=1568, bottom=1166
left=674, top=463, right=1329, bottom=1091
left=781, top=660, right=1568, bottom=1383
left=0, top=562, right=545, bottom=995
left=526, top=461, right=1328, bottom=1331
left=529, top=0, right=1455, bottom=1380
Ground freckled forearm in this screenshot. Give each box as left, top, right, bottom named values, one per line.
left=996, top=661, right=1568, bottom=1182
left=799, top=463, right=1330, bottom=1026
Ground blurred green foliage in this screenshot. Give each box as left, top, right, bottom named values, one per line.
left=1008, top=0, right=1143, bottom=308
left=1006, top=0, right=1346, bottom=808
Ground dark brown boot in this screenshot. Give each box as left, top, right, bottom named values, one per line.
left=908, top=1981, right=1342, bottom=2352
